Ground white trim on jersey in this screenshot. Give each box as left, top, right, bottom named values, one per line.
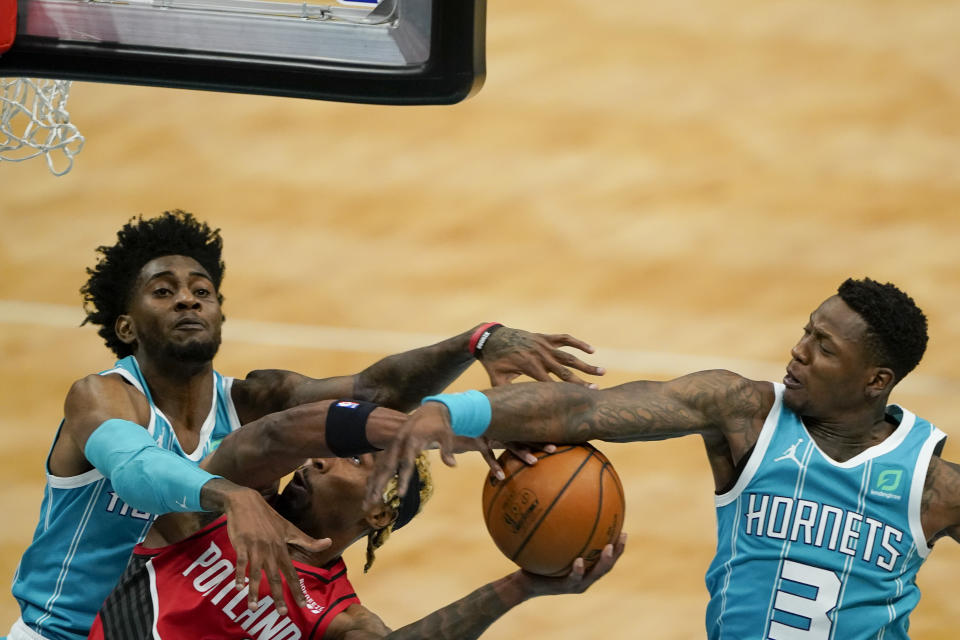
left=98, top=363, right=159, bottom=438
left=908, top=424, right=947, bottom=559
left=35, top=478, right=106, bottom=634
left=147, top=559, right=164, bottom=640
left=801, top=406, right=916, bottom=469
left=222, top=377, right=243, bottom=433
left=8, top=617, right=49, bottom=640
left=100, top=366, right=147, bottom=397
left=46, top=466, right=104, bottom=489
left=715, top=382, right=785, bottom=508
left=152, top=374, right=218, bottom=461
left=99, top=361, right=160, bottom=439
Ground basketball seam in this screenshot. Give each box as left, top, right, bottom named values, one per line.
left=482, top=445, right=578, bottom=525
left=509, top=448, right=594, bottom=565
left=571, top=458, right=607, bottom=562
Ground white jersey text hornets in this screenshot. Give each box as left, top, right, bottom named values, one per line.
left=705, top=383, right=945, bottom=640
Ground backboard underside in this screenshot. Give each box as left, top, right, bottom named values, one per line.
left=0, top=0, right=485, bottom=104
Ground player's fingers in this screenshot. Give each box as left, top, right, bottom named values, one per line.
left=394, top=442, right=421, bottom=497
left=586, top=539, right=621, bottom=580
left=545, top=333, right=595, bottom=354
left=366, top=443, right=401, bottom=507
left=614, top=532, right=628, bottom=557
left=544, top=360, right=588, bottom=386
left=569, top=557, right=586, bottom=581
left=504, top=442, right=539, bottom=466
left=246, top=562, right=262, bottom=611
left=551, top=348, right=606, bottom=378
left=438, top=434, right=458, bottom=469
left=518, top=360, right=553, bottom=383
left=287, top=528, right=332, bottom=554
left=234, top=547, right=249, bottom=589
left=276, top=552, right=304, bottom=611
left=478, top=443, right=505, bottom=481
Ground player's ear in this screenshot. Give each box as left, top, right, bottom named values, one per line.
left=865, top=367, right=894, bottom=398
left=364, top=505, right=395, bottom=531
left=115, top=315, right=136, bottom=345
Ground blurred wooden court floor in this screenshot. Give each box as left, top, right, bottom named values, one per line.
left=2, top=1, right=960, bottom=638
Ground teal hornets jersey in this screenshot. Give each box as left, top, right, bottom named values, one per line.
left=8, top=356, right=242, bottom=640
left=705, top=383, right=946, bottom=640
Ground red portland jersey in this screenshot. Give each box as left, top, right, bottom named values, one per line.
left=89, top=516, right=360, bottom=640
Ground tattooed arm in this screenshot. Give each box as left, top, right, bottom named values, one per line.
left=231, top=326, right=603, bottom=421
left=481, top=370, right=770, bottom=448
left=920, top=456, right=960, bottom=545
left=323, top=535, right=626, bottom=640
left=368, top=370, right=774, bottom=504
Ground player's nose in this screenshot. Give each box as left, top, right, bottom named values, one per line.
left=173, top=287, right=201, bottom=310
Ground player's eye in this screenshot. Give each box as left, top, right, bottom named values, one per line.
left=195, top=288, right=210, bottom=297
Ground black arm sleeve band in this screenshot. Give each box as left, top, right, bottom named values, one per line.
left=325, top=400, right=383, bottom=457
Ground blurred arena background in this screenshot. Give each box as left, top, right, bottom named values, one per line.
left=2, top=1, right=960, bottom=637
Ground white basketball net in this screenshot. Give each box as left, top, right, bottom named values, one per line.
left=0, top=77, right=84, bottom=176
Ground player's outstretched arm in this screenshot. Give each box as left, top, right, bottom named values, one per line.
left=233, top=324, right=604, bottom=420
left=920, top=456, right=960, bottom=545
left=351, top=324, right=604, bottom=412
left=367, top=370, right=770, bottom=504
left=201, top=400, right=408, bottom=492
left=324, top=534, right=627, bottom=640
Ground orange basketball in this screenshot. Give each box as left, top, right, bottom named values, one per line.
left=481, top=443, right=625, bottom=577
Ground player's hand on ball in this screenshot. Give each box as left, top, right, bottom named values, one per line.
left=453, top=437, right=557, bottom=481
left=520, top=532, right=627, bottom=597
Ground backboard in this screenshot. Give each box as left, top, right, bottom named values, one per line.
left=0, top=0, right=485, bottom=105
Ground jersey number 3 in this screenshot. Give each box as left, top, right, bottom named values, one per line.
left=768, top=560, right=841, bottom=640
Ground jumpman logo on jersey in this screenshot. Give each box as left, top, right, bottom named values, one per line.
left=774, top=438, right=804, bottom=467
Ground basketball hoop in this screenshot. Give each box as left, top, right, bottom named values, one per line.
left=0, top=77, right=85, bottom=176
left=0, top=0, right=84, bottom=176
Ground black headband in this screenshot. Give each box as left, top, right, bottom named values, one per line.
left=392, top=471, right=422, bottom=531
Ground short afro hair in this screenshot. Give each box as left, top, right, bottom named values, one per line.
left=837, top=277, right=927, bottom=382
left=81, top=210, right=225, bottom=358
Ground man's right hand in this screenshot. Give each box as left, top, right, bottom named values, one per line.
left=516, top=532, right=627, bottom=598
left=365, top=402, right=458, bottom=508
left=200, top=478, right=331, bottom=615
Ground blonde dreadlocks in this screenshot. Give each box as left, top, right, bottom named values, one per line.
left=364, top=452, right=433, bottom=572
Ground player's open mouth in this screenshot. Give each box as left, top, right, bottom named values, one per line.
left=290, top=467, right=312, bottom=494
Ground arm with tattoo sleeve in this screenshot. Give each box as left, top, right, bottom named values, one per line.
left=340, top=325, right=603, bottom=412
left=367, top=370, right=772, bottom=503
left=920, top=456, right=960, bottom=545
left=481, top=370, right=769, bottom=448
left=232, top=325, right=604, bottom=421
left=324, top=535, right=626, bottom=639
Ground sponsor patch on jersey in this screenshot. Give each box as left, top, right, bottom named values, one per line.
left=870, top=464, right=906, bottom=501
left=300, top=577, right=325, bottom=614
